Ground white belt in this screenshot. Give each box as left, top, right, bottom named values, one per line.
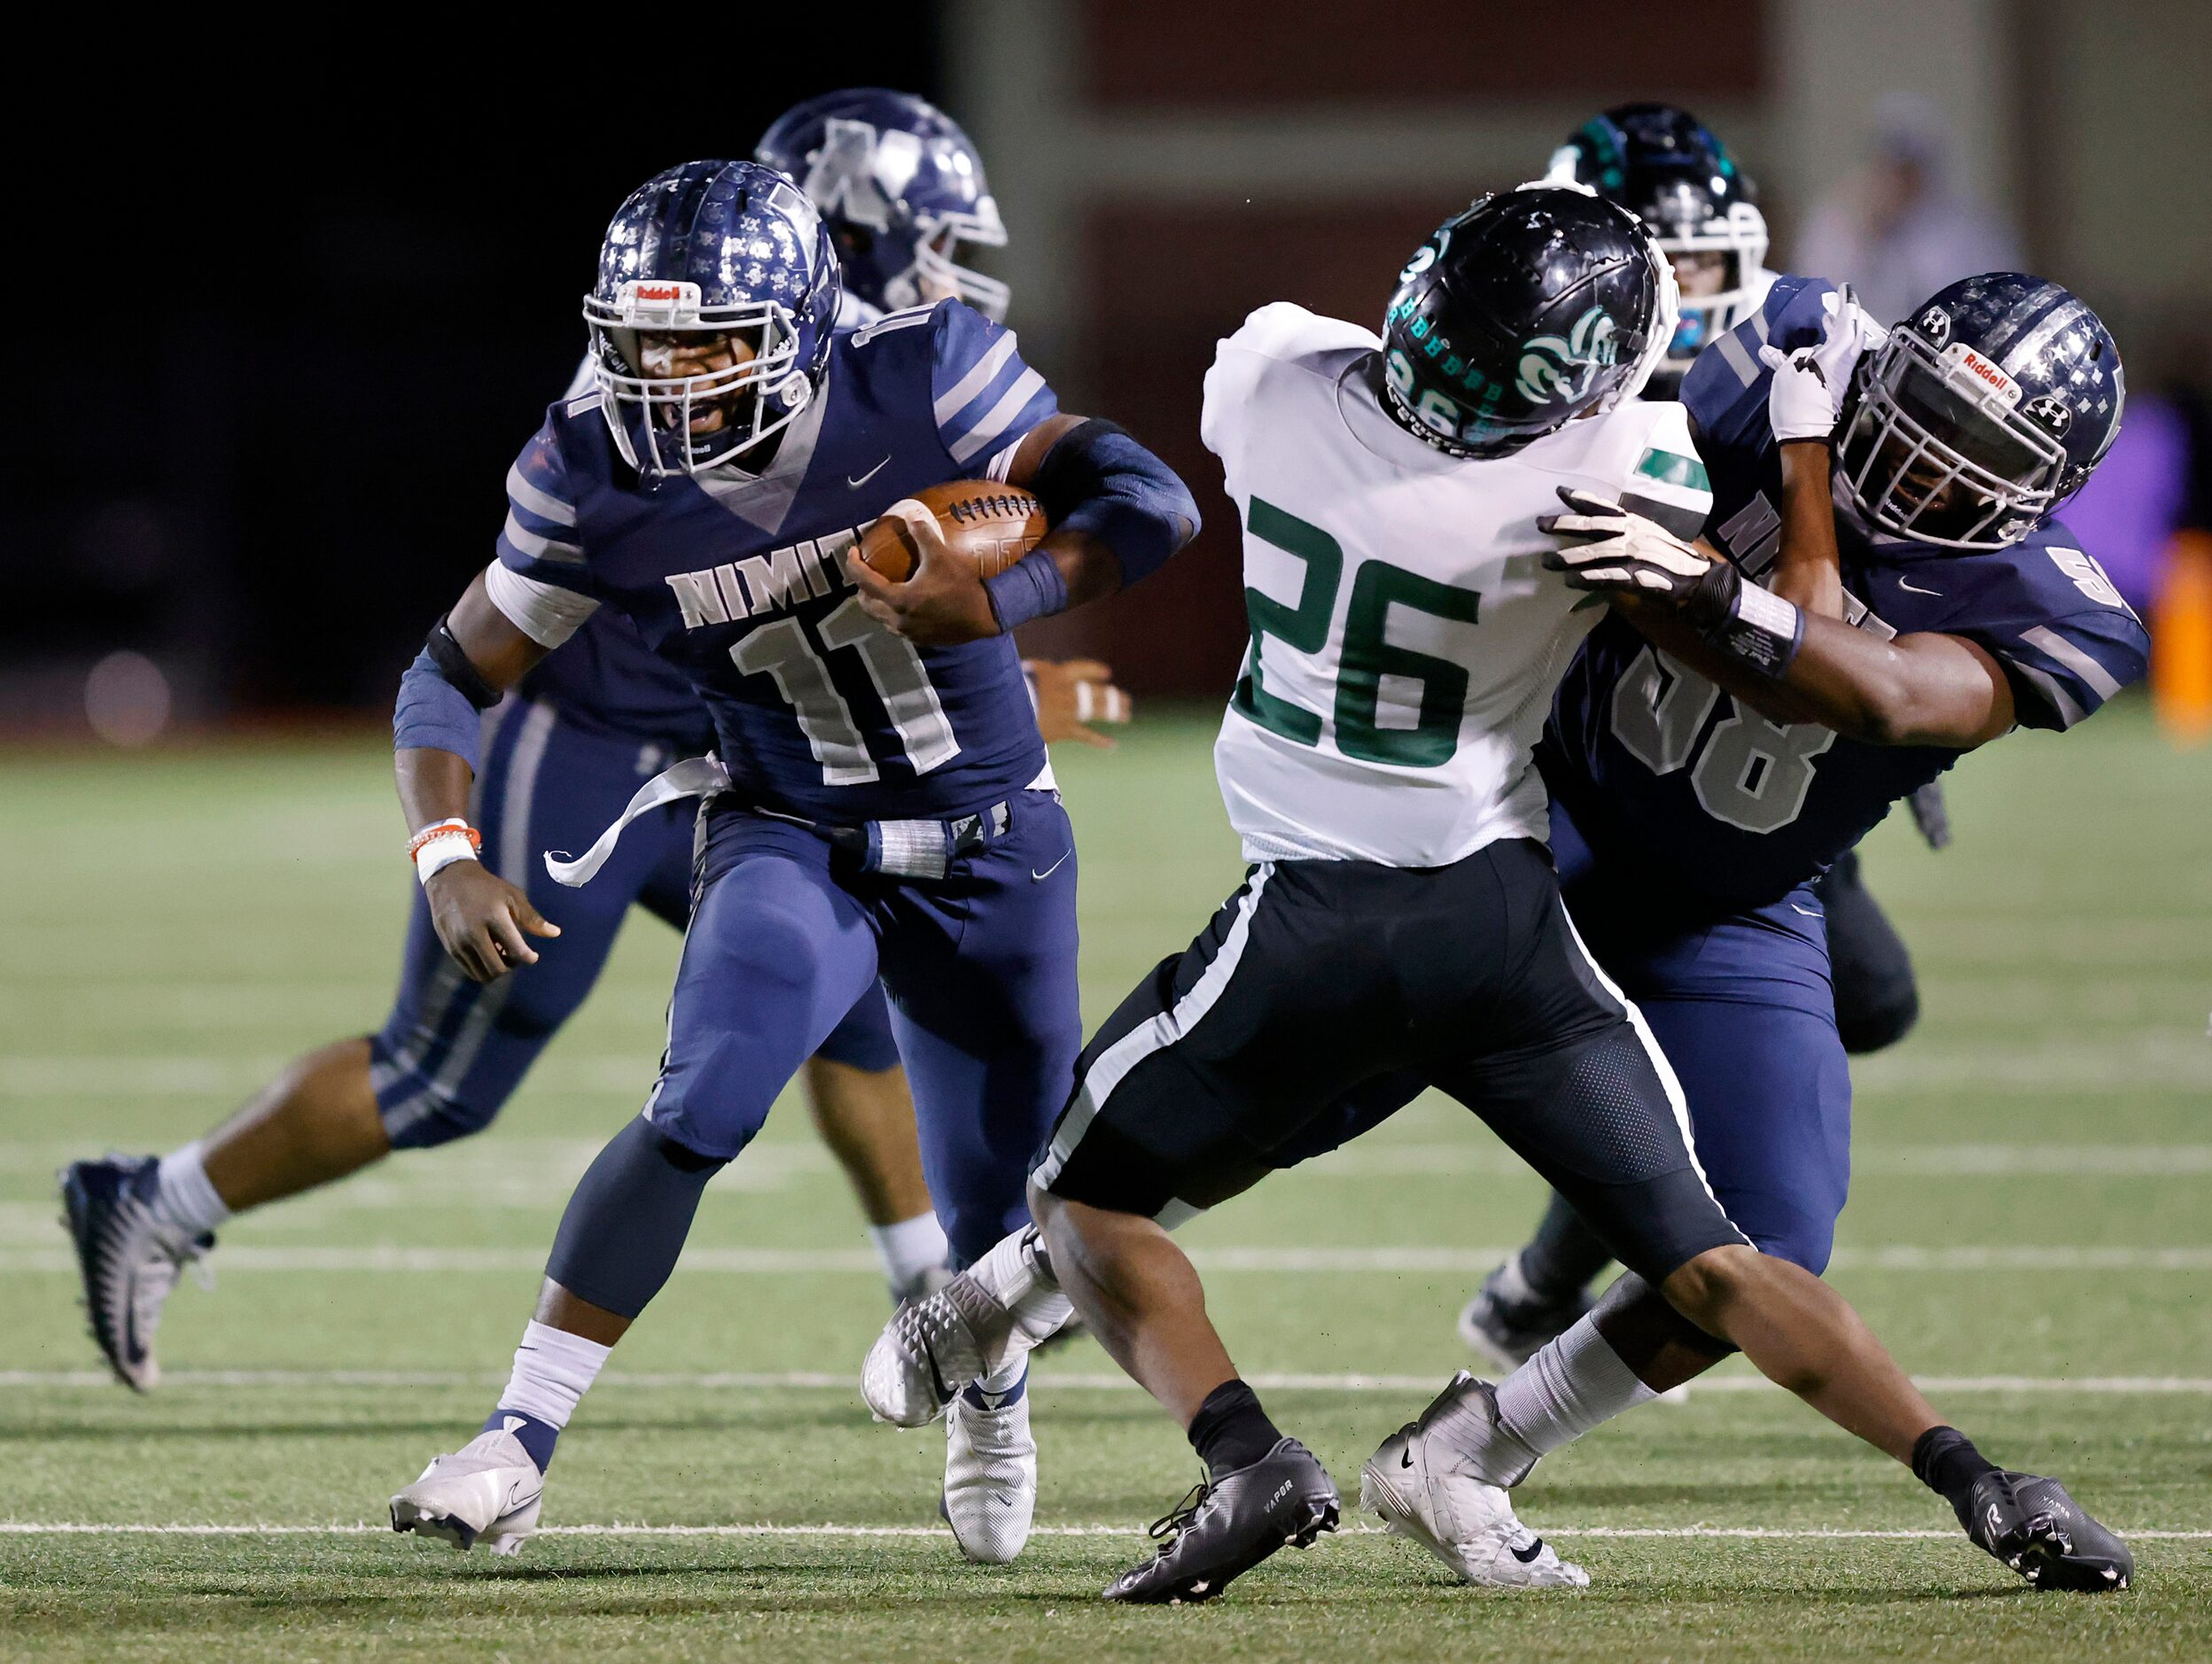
left=544, top=755, right=1055, bottom=889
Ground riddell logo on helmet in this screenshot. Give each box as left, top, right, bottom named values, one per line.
left=635, top=284, right=683, bottom=301
left=1943, top=343, right=2022, bottom=406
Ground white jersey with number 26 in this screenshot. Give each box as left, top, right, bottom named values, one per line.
left=1203, top=302, right=1712, bottom=867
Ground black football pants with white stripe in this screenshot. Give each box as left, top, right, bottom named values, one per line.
left=1032, top=836, right=1746, bottom=1284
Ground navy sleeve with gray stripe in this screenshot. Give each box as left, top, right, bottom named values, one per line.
left=1680, top=274, right=1838, bottom=469
left=928, top=300, right=1059, bottom=471
left=1912, top=522, right=2148, bottom=731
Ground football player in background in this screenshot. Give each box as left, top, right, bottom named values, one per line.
left=1461, top=104, right=1937, bottom=1366
left=60, top=93, right=1125, bottom=1396
left=861, top=189, right=2130, bottom=1603
left=381, top=159, right=1196, bottom=1563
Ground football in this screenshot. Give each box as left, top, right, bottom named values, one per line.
left=857, top=479, right=1047, bottom=582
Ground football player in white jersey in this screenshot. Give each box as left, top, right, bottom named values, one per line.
left=854, top=186, right=2118, bottom=1604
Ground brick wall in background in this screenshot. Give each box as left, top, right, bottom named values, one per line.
left=1077, top=0, right=1765, bottom=107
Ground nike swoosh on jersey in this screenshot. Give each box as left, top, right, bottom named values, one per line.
left=1031, top=852, right=1071, bottom=882
left=847, top=456, right=891, bottom=488
left=1896, top=576, right=1943, bottom=595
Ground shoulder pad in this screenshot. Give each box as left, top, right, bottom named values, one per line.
left=1617, top=400, right=1712, bottom=540
left=1221, top=302, right=1375, bottom=367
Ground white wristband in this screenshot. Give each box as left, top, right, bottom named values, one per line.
left=414, top=833, right=479, bottom=886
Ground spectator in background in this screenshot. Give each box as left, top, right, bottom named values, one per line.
left=1798, top=93, right=2024, bottom=328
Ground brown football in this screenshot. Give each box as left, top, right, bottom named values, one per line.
left=857, top=479, right=1047, bottom=583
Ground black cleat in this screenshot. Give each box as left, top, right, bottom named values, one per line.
left=1959, top=1471, right=2134, bottom=1592
left=1103, top=1437, right=1339, bottom=1604
left=1457, top=1263, right=1593, bottom=1373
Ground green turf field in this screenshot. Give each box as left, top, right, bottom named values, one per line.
left=3, top=702, right=2208, bottom=1660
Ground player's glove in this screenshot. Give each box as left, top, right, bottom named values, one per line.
left=1758, top=286, right=1887, bottom=444
left=1539, top=489, right=1740, bottom=626
left=1540, top=489, right=1803, bottom=679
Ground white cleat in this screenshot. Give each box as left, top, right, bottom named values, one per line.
left=862, top=1271, right=1010, bottom=1428
left=1360, top=1372, right=1588, bottom=1589
left=390, top=1427, right=545, bottom=1557
left=941, top=1369, right=1036, bottom=1564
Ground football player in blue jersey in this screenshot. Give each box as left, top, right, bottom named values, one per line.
left=58, top=93, right=1124, bottom=1410
left=374, top=158, right=1196, bottom=1562
left=1462, top=105, right=1936, bottom=1370
left=755, top=89, right=1011, bottom=329
left=1364, top=269, right=2142, bottom=1590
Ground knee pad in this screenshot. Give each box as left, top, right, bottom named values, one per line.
left=545, top=1117, right=727, bottom=1318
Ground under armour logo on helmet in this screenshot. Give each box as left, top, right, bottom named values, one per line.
left=1918, top=306, right=1953, bottom=345
left=804, top=119, right=925, bottom=233
left=2023, top=393, right=2073, bottom=436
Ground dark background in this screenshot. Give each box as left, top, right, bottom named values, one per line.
left=3, top=27, right=942, bottom=722
left=8, top=3, right=2208, bottom=736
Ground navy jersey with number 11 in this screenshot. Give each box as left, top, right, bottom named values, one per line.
left=1544, top=275, right=2150, bottom=911
left=487, top=299, right=1059, bottom=824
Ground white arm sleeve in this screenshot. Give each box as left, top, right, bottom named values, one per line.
left=485, top=559, right=599, bottom=649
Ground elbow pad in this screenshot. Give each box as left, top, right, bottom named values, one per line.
left=393, top=618, right=499, bottom=769
left=1032, top=419, right=1201, bottom=589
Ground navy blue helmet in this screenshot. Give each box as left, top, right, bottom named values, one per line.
left=1548, top=104, right=1769, bottom=391
left=582, top=159, right=841, bottom=481
left=1837, top=273, right=2124, bottom=549
left=755, top=89, right=1008, bottom=322
left=1379, top=185, right=1677, bottom=459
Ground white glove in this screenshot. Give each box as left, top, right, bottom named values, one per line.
left=1538, top=488, right=1720, bottom=604
left=1757, top=286, right=1887, bottom=443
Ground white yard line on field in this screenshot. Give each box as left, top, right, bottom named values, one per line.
left=4, top=1368, right=2208, bottom=1396
left=6, top=1243, right=2208, bottom=1272
left=7, top=1138, right=2211, bottom=1182
left=6, top=1034, right=2211, bottom=1100
left=0, top=1520, right=2207, bottom=1541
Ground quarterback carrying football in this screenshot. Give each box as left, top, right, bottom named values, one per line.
left=372, top=156, right=1196, bottom=1563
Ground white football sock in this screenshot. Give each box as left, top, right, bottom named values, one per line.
left=497, top=1320, right=611, bottom=1431
left=152, top=1142, right=232, bottom=1236
left=964, top=1227, right=1074, bottom=1372
left=1492, top=1316, right=1656, bottom=1459
left=868, top=1212, right=950, bottom=1298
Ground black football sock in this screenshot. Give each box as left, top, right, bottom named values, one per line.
left=1188, top=1379, right=1284, bottom=1480
left=545, top=1116, right=726, bottom=1319
left=1912, top=1426, right=2002, bottom=1528
left=1514, top=1194, right=1613, bottom=1309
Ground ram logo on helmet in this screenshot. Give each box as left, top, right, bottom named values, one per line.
left=1515, top=306, right=1621, bottom=406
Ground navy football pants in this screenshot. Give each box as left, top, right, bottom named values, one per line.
left=1548, top=805, right=1852, bottom=1271
left=369, top=698, right=899, bottom=1148
left=646, top=789, right=1082, bottom=1266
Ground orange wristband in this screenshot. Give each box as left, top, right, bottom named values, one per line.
left=406, top=820, right=482, bottom=861
left=409, top=820, right=483, bottom=885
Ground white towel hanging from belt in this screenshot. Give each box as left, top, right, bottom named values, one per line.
left=543, top=755, right=731, bottom=887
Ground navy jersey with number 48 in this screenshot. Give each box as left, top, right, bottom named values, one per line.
left=489, top=299, right=1059, bottom=823
left=1545, top=275, right=2150, bottom=910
